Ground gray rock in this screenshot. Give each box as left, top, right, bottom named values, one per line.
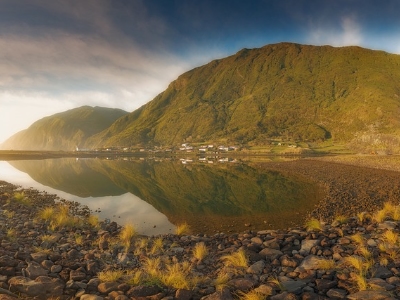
left=374, top=266, right=393, bottom=279
left=259, top=248, right=283, bottom=260
left=8, top=276, right=64, bottom=298
left=368, top=278, right=395, bottom=291
left=50, top=264, right=62, bottom=273
left=126, top=285, right=161, bottom=297
left=263, top=239, right=280, bottom=250
left=378, top=221, right=397, bottom=230
left=279, top=277, right=306, bottom=294
left=30, top=252, right=48, bottom=263
left=347, top=290, right=396, bottom=299
left=254, top=284, right=275, bottom=296
left=97, top=282, right=119, bottom=294
left=326, top=288, right=347, bottom=299
left=80, top=295, right=104, bottom=300
left=299, top=240, right=319, bottom=255
left=175, top=289, right=193, bottom=300
left=246, top=260, right=265, bottom=275
left=294, top=255, right=326, bottom=272
left=250, top=237, right=263, bottom=245
left=25, top=261, right=48, bottom=279
left=201, top=288, right=233, bottom=300
left=227, top=278, right=256, bottom=291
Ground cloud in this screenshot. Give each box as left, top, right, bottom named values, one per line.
left=307, top=15, right=363, bottom=47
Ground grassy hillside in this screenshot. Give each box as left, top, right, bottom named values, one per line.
left=2, top=106, right=128, bottom=151
left=86, top=43, right=400, bottom=151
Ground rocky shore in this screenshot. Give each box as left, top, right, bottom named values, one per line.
left=2, top=178, right=400, bottom=299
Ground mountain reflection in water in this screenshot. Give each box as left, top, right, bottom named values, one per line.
left=7, top=158, right=321, bottom=234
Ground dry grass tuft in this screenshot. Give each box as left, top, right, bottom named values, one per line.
left=221, top=249, right=248, bottom=268
left=193, top=242, right=209, bottom=262
left=305, top=218, right=323, bottom=231
left=118, top=223, right=136, bottom=249
left=175, top=223, right=191, bottom=235
left=237, top=290, right=266, bottom=300
left=316, top=259, right=336, bottom=270
left=97, top=270, right=124, bottom=282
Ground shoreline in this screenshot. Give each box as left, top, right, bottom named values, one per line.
left=2, top=164, right=400, bottom=298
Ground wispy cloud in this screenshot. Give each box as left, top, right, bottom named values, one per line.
left=307, top=15, right=363, bottom=47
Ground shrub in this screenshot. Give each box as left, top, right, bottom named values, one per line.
left=175, top=223, right=191, bottom=235
left=221, top=249, right=248, bottom=268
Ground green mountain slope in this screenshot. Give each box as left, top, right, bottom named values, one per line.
left=86, top=43, right=400, bottom=149
left=2, top=106, right=128, bottom=150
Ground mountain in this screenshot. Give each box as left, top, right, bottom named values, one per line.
left=86, top=43, right=400, bottom=150
left=2, top=106, right=128, bottom=151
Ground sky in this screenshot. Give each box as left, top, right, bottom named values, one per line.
left=1, top=0, right=400, bottom=144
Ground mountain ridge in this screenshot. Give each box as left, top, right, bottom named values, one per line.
left=2, top=106, right=128, bottom=151
left=4, top=43, right=400, bottom=152
left=85, top=42, right=400, bottom=151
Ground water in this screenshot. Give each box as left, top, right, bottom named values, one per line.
left=0, top=157, right=321, bottom=235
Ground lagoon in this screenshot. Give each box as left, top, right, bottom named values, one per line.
left=0, top=157, right=321, bottom=235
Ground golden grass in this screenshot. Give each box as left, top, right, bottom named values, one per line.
left=118, top=223, right=136, bottom=249
left=373, top=209, right=387, bottom=223
left=357, top=212, right=369, bottom=223
left=379, top=257, right=389, bottom=267
left=150, top=237, right=164, bottom=254
left=213, top=272, right=230, bottom=292
left=97, top=270, right=124, bottom=282
left=162, top=261, right=197, bottom=289
left=221, top=249, right=248, bottom=268
left=383, top=201, right=396, bottom=217
left=304, top=218, right=323, bottom=231
left=353, top=272, right=368, bottom=291
left=334, top=215, right=348, bottom=225
left=237, top=290, right=265, bottom=300
left=357, top=246, right=372, bottom=260
left=126, top=270, right=144, bottom=286
left=142, top=257, right=162, bottom=277
left=393, top=207, right=400, bottom=221
left=6, top=229, right=16, bottom=241
left=75, top=233, right=84, bottom=245
left=343, top=256, right=364, bottom=272
left=38, top=207, right=55, bottom=222
left=193, top=242, right=209, bottom=262
left=3, top=209, right=15, bottom=219
left=13, top=192, right=32, bottom=206
left=382, top=230, right=398, bottom=245
left=316, top=259, right=336, bottom=270
left=87, top=214, right=100, bottom=228
left=378, top=242, right=388, bottom=253
left=32, top=246, right=53, bottom=254
left=268, top=277, right=285, bottom=291
left=351, top=233, right=365, bottom=245
left=175, top=223, right=191, bottom=235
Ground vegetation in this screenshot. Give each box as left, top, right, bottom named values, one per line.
left=193, top=242, right=209, bottom=262
left=118, top=223, right=137, bottom=250
left=221, top=249, right=248, bottom=268
left=175, top=223, right=191, bottom=235
left=2, top=106, right=128, bottom=151
left=305, top=218, right=323, bottom=231
left=84, top=43, right=400, bottom=153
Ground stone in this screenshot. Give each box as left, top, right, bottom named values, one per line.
left=228, top=278, right=256, bottom=291
left=25, top=261, right=48, bottom=279
left=326, top=288, right=347, bottom=299
left=279, top=277, right=306, bottom=294
left=315, top=279, right=337, bottom=290
left=250, top=237, right=263, bottom=245
left=0, top=256, right=17, bottom=267
left=126, top=285, right=161, bottom=297
left=50, top=264, right=62, bottom=273
left=175, top=289, right=193, bottom=300
left=201, top=288, right=233, bottom=300
left=8, top=276, right=64, bottom=298
left=386, top=276, right=400, bottom=286
left=263, top=239, right=280, bottom=250
left=97, top=282, right=119, bottom=294
left=80, top=295, right=104, bottom=300
left=295, top=255, right=326, bottom=272
left=280, top=256, right=298, bottom=268
left=70, top=269, right=87, bottom=281
left=30, top=252, right=48, bottom=263
left=299, top=240, right=319, bottom=255
left=246, top=260, right=265, bottom=275
left=254, top=284, right=275, bottom=296
left=347, top=290, right=396, bottom=299
left=270, top=292, right=298, bottom=300
left=259, top=248, right=283, bottom=260
left=67, top=249, right=81, bottom=259
left=367, top=278, right=395, bottom=291
left=374, top=266, right=393, bottom=279
left=378, top=221, right=397, bottom=230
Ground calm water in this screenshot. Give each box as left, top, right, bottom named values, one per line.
left=0, top=157, right=321, bottom=235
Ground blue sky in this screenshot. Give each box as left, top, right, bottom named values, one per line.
left=1, top=0, right=400, bottom=143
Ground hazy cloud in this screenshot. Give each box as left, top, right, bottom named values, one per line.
left=307, top=15, right=363, bottom=47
